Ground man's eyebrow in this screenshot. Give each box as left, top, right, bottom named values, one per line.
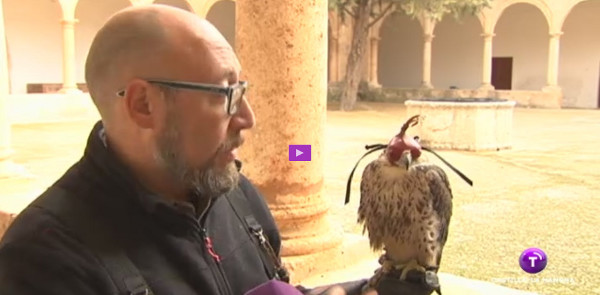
left=224, top=69, right=239, bottom=83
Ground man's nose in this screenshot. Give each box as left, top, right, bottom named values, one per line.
left=231, top=97, right=255, bottom=130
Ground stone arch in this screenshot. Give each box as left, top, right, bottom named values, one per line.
left=558, top=0, right=600, bottom=108
left=493, top=3, right=548, bottom=90
left=492, top=0, right=552, bottom=33
left=377, top=11, right=423, bottom=88
left=75, top=0, right=131, bottom=88
left=557, top=0, right=584, bottom=31
left=205, top=1, right=236, bottom=49
left=194, top=0, right=236, bottom=18
left=377, top=10, right=424, bottom=38
left=478, top=9, right=495, bottom=34
left=3, top=0, right=63, bottom=94
left=475, top=11, right=487, bottom=33
left=153, top=0, right=193, bottom=12
left=432, top=14, right=483, bottom=89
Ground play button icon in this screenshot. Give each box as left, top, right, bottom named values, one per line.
left=289, top=145, right=311, bottom=161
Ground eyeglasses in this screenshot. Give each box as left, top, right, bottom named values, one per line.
left=116, top=80, right=248, bottom=116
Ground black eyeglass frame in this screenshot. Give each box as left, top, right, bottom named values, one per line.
left=116, top=80, right=248, bottom=115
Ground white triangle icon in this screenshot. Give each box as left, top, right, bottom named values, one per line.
left=295, top=149, right=303, bottom=157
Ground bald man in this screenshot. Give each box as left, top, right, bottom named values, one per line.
left=0, top=4, right=375, bottom=295
left=0, top=5, right=434, bottom=295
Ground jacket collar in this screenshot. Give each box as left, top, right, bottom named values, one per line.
left=81, top=120, right=243, bottom=217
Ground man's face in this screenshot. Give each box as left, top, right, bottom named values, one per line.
left=153, top=97, right=244, bottom=198
left=150, top=36, right=254, bottom=199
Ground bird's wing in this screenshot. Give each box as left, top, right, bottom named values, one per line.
left=419, top=164, right=453, bottom=266
left=358, top=159, right=378, bottom=227
left=358, top=159, right=388, bottom=251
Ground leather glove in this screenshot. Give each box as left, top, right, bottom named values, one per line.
left=297, top=270, right=439, bottom=295
left=297, top=279, right=368, bottom=295
left=373, top=269, right=439, bottom=295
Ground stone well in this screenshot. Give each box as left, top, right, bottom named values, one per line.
left=405, top=98, right=516, bottom=151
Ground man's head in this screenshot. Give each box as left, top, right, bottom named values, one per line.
left=85, top=4, right=255, bottom=200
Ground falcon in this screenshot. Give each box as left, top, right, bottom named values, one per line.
left=344, top=115, right=472, bottom=294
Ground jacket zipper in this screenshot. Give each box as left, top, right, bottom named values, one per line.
left=201, top=227, right=221, bottom=262
left=197, top=225, right=233, bottom=295
left=195, top=199, right=233, bottom=295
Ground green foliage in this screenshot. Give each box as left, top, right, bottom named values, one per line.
left=329, top=0, right=492, bottom=111
left=329, top=0, right=493, bottom=21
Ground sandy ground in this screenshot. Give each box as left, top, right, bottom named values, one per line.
left=324, top=102, right=600, bottom=295
left=1, top=101, right=599, bottom=294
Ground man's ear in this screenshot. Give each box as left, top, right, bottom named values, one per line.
left=123, top=79, right=157, bottom=129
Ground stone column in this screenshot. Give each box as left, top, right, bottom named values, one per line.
left=0, top=0, right=11, bottom=175
left=541, top=31, right=563, bottom=107
left=328, top=36, right=339, bottom=83
left=544, top=32, right=563, bottom=90
left=479, top=33, right=495, bottom=90
left=421, top=33, right=434, bottom=89
left=58, top=0, right=80, bottom=93
left=59, top=18, right=81, bottom=94
left=337, top=20, right=353, bottom=84
left=361, top=29, right=370, bottom=82
left=368, top=36, right=380, bottom=87
left=328, top=12, right=339, bottom=83
left=236, top=0, right=342, bottom=282
left=0, top=0, right=25, bottom=178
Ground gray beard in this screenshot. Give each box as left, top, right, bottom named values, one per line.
left=153, top=114, right=241, bottom=199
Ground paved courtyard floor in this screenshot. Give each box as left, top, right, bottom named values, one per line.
left=321, top=102, right=599, bottom=295
left=1, top=102, right=598, bottom=294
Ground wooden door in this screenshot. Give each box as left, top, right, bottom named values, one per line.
left=492, top=57, right=513, bottom=90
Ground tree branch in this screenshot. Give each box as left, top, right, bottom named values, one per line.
left=367, top=2, right=394, bottom=28
left=343, top=5, right=356, bottom=18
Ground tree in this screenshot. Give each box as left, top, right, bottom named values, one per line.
left=330, top=0, right=493, bottom=111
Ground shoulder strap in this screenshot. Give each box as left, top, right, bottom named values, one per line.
left=31, top=186, right=153, bottom=295
left=226, top=185, right=290, bottom=283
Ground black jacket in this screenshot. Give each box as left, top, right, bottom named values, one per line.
left=0, top=121, right=290, bottom=295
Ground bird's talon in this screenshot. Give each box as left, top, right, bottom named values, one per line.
left=396, top=259, right=427, bottom=281
left=378, top=254, right=388, bottom=265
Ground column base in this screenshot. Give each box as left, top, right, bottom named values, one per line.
left=280, top=226, right=343, bottom=257
left=542, top=85, right=562, bottom=93
left=284, top=233, right=380, bottom=285
left=420, top=82, right=433, bottom=90
left=0, top=159, right=31, bottom=179
left=538, top=85, right=563, bottom=108
left=368, top=82, right=381, bottom=89
left=59, top=87, right=83, bottom=94
left=478, top=83, right=495, bottom=91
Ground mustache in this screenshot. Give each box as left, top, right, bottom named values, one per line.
left=220, top=135, right=244, bottom=152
